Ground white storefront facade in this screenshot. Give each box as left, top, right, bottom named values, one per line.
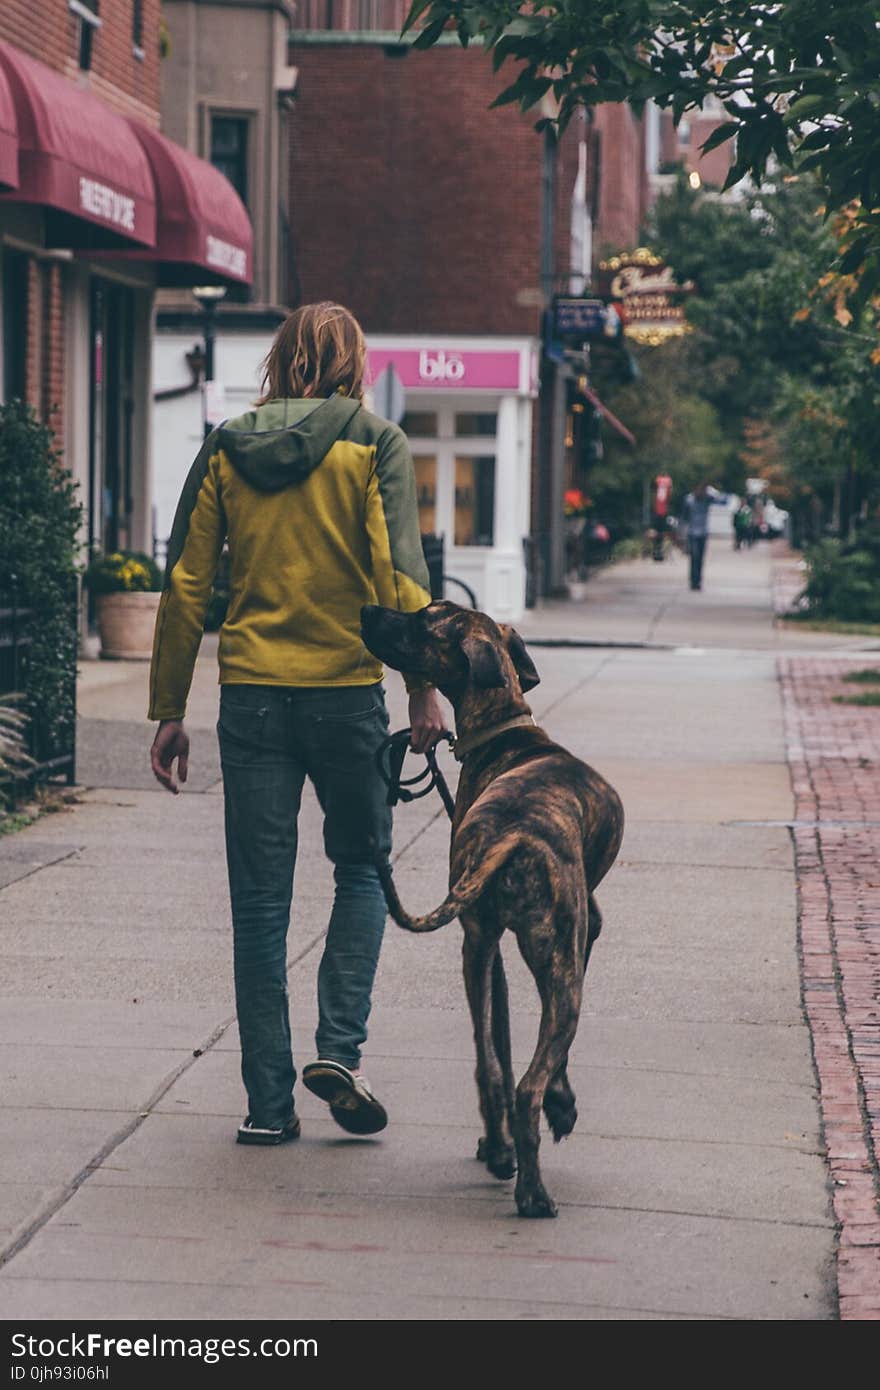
left=153, top=331, right=538, bottom=623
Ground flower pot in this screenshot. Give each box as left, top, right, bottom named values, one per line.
left=95, top=591, right=161, bottom=660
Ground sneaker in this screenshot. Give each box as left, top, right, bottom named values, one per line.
left=301, top=1059, right=388, bottom=1135
left=236, top=1114, right=301, bottom=1146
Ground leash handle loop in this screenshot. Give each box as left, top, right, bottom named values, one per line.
left=376, top=728, right=455, bottom=821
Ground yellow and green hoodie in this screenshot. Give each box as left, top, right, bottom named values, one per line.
left=148, top=395, right=432, bottom=721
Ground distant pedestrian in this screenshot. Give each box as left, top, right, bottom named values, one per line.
left=733, top=500, right=752, bottom=551
left=148, top=302, right=445, bottom=1147
left=682, top=481, right=728, bottom=590
left=651, top=473, right=673, bottom=562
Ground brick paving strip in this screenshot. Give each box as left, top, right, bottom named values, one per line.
left=779, top=656, right=880, bottom=1318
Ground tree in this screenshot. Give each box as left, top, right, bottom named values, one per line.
left=589, top=337, right=731, bottom=536
left=587, top=170, right=880, bottom=540
left=405, top=1, right=880, bottom=296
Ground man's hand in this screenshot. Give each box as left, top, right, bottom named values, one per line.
left=151, top=719, right=190, bottom=794
left=408, top=687, right=448, bottom=755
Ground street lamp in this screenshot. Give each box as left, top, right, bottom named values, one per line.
left=192, top=285, right=227, bottom=438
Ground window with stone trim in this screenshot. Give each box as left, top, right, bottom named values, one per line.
left=69, top=0, right=101, bottom=71
left=210, top=116, right=249, bottom=209
left=132, top=0, right=145, bottom=57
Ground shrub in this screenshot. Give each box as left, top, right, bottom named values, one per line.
left=801, top=530, right=880, bottom=623
left=0, top=401, right=82, bottom=765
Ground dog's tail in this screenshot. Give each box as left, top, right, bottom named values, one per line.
left=372, top=835, right=521, bottom=934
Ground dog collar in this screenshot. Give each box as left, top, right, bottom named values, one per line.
left=452, top=714, right=537, bottom=763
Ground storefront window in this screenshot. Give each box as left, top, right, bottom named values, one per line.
left=455, top=412, right=497, bottom=438
left=455, top=455, right=495, bottom=546
left=413, top=455, right=437, bottom=535
left=401, top=411, right=437, bottom=437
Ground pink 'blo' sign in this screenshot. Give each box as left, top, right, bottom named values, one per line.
left=367, top=348, right=521, bottom=391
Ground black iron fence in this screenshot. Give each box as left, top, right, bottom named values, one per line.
left=0, top=581, right=78, bottom=802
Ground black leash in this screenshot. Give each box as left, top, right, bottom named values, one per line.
left=375, top=728, right=456, bottom=822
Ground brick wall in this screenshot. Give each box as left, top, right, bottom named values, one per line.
left=1, top=4, right=162, bottom=453
left=42, top=262, right=64, bottom=435
left=18, top=258, right=64, bottom=441
left=660, top=110, right=734, bottom=190
left=24, top=257, right=41, bottom=411
left=0, top=0, right=161, bottom=126
left=288, top=43, right=580, bottom=336
left=593, top=104, right=648, bottom=258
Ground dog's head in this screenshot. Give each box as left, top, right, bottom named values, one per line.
left=361, top=601, right=540, bottom=705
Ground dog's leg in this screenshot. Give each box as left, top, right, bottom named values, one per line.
left=463, top=924, right=515, bottom=1180
left=491, top=950, right=516, bottom=1125
left=543, top=1064, right=577, bottom=1142
left=584, top=893, right=603, bottom=972
left=541, top=896, right=601, bottom=1141
left=513, top=941, right=584, bottom=1218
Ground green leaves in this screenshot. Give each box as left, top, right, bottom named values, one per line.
left=784, top=93, right=833, bottom=126
left=406, top=0, right=880, bottom=279
left=700, top=120, right=739, bottom=154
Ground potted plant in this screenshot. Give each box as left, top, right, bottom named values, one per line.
left=84, top=551, right=162, bottom=660
left=564, top=489, right=592, bottom=597
left=563, top=488, right=592, bottom=536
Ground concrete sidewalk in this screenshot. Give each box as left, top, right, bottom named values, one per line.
left=0, top=542, right=869, bottom=1319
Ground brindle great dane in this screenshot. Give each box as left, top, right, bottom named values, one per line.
left=361, top=600, right=624, bottom=1218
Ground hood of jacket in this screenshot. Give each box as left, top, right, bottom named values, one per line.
left=215, top=396, right=363, bottom=493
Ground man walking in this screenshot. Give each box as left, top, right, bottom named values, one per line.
left=682, top=481, right=728, bottom=591
left=149, top=302, right=445, bottom=1145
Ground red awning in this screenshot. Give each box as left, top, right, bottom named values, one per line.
left=125, top=122, right=252, bottom=286
left=580, top=382, right=636, bottom=447
left=0, top=60, right=17, bottom=190
left=0, top=41, right=156, bottom=247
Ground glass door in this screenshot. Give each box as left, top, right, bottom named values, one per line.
left=401, top=402, right=499, bottom=552
left=413, top=454, right=438, bottom=535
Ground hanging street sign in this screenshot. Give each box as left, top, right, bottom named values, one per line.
left=595, top=248, right=695, bottom=346
left=553, top=297, right=622, bottom=342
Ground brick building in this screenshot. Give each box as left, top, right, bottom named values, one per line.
left=149, top=8, right=730, bottom=608
left=150, top=0, right=298, bottom=558
left=0, top=1, right=252, bottom=593
left=284, top=28, right=646, bottom=607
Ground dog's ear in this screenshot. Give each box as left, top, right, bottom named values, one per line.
left=461, top=633, right=507, bottom=689
left=499, top=625, right=541, bottom=692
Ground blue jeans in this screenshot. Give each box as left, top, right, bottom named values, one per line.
left=217, top=683, right=392, bottom=1129
left=688, top=535, right=707, bottom=589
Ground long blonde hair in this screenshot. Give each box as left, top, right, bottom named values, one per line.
left=257, top=301, right=366, bottom=403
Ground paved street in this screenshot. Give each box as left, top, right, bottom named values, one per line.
left=0, top=541, right=876, bottom=1320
